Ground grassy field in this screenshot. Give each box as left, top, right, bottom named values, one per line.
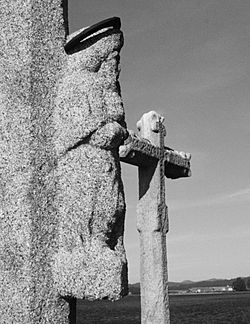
left=76, top=292, right=250, bottom=323
left=170, top=292, right=250, bottom=323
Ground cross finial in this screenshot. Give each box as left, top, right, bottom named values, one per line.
left=136, top=111, right=166, bottom=147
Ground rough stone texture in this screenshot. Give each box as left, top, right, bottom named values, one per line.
left=52, top=26, right=128, bottom=300
left=119, top=131, right=191, bottom=178
left=136, top=111, right=170, bottom=324
left=0, top=1, right=73, bottom=323
left=0, top=5, right=129, bottom=322
left=120, top=111, right=192, bottom=323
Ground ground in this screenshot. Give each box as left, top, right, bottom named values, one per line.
left=76, top=292, right=250, bottom=323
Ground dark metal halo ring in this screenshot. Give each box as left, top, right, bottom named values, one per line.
left=65, top=17, right=121, bottom=53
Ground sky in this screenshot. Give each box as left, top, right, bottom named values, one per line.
left=69, top=1, right=250, bottom=283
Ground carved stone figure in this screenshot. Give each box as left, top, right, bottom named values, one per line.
left=53, top=19, right=128, bottom=300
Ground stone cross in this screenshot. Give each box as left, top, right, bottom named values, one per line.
left=120, top=111, right=191, bottom=324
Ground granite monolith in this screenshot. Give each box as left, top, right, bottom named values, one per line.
left=0, top=3, right=128, bottom=324
left=0, top=1, right=72, bottom=323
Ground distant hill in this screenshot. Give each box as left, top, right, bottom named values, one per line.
left=129, top=276, right=250, bottom=294
left=168, top=278, right=234, bottom=290
left=180, top=280, right=194, bottom=284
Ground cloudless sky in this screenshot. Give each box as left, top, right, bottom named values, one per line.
left=69, top=1, right=250, bottom=283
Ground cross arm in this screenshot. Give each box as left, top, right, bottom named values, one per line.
left=119, top=131, right=191, bottom=179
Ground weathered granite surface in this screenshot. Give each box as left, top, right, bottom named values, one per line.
left=136, top=112, right=170, bottom=324
left=119, top=131, right=191, bottom=178
left=0, top=1, right=71, bottom=323
left=0, top=2, right=127, bottom=323
left=53, top=26, right=128, bottom=300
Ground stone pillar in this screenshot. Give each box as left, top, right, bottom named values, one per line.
left=136, top=111, right=170, bottom=324
left=0, top=1, right=71, bottom=323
